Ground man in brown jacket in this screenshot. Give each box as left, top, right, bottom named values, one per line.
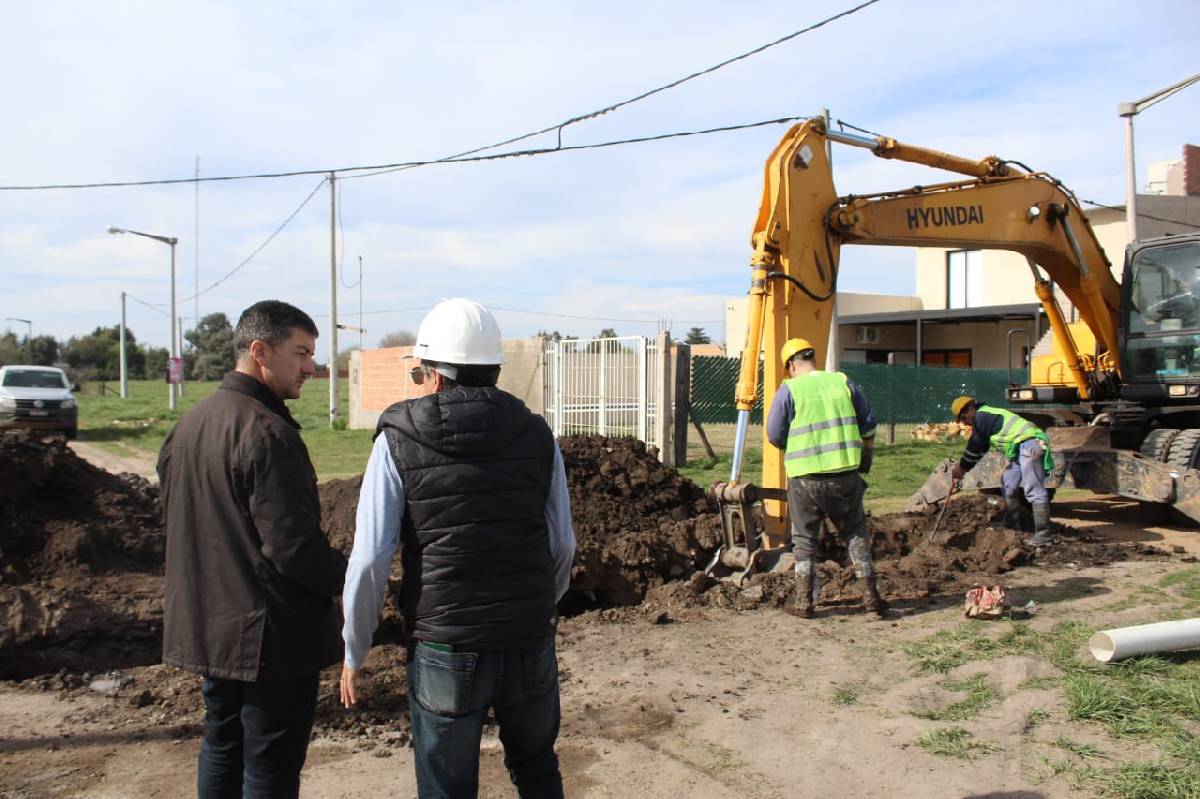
left=158, top=300, right=347, bottom=799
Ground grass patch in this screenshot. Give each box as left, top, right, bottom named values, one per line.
left=78, top=378, right=374, bottom=479
left=831, top=685, right=861, bottom=706
left=1160, top=568, right=1200, bottom=604
left=1028, top=707, right=1051, bottom=726
left=1053, top=736, right=1105, bottom=759
left=902, top=626, right=1000, bottom=674
left=915, top=674, right=996, bottom=721
left=1019, top=675, right=1060, bottom=692
left=913, top=727, right=998, bottom=760
left=1092, top=760, right=1200, bottom=799
left=676, top=431, right=962, bottom=508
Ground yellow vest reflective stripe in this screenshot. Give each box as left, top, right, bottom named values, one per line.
left=783, top=371, right=862, bottom=477
left=980, top=405, right=1039, bottom=452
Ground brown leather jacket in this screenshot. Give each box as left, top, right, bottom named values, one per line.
left=157, top=371, right=347, bottom=681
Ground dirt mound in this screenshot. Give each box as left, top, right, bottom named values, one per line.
left=315, top=436, right=724, bottom=619
left=0, top=432, right=164, bottom=679
left=636, top=494, right=1167, bottom=615
left=0, top=431, right=162, bottom=582
left=558, top=436, right=721, bottom=610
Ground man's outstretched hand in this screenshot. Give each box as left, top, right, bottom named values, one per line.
left=340, top=664, right=358, bottom=708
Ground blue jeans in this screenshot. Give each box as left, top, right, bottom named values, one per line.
left=407, top=639, right=563, bottom=799
left=1002, top=438, right=1049, bottom=505
left=197, top=674, right=319, bottom=799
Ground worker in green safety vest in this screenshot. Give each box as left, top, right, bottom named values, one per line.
left=950, top=396, right=1055, bottom=546
left=766, top=337, right=885, bottom=619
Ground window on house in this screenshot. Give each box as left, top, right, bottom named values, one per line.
left=947, top=250, right=983, bottom=309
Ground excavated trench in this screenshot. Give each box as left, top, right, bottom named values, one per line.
left=0, top=432, right=1168, bottom=736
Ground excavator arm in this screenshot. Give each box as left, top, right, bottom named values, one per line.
left=718, top=116, right=1122, bottom=564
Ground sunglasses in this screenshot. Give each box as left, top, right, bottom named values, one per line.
left=409, top=365, right=429, bottom=385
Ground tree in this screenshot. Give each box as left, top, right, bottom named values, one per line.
left=597, top=328, right=618, bottom=339
left=336, top=347, right=357, bottom=372
left=0, top=330, right=22, bottom=365
left=28, top=335, right=60, bottom=366
left=63, top=326, right=125, bottom=381
left=379, top=330, right=416, bottom=349
left=185, top=312, right=236, bottom=380
left=684, top=327, right=711, bottom=345
left=143, top=346, right=168, bottom=380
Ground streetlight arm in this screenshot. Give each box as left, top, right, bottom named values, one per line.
left=1120, top=72, right=1200, bottom=116
left=108, top=226, right=178, bottom=245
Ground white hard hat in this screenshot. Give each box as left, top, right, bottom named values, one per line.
left=412, top=298, right=505, bottom=366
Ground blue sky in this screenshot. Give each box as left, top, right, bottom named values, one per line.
left=1, top=0, right=1197, bottom=352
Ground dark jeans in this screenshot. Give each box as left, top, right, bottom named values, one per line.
left=788, top=470, right=873, bottom=575
left=197, top=673, right=319, bottom=799
left=407, top=638, right=563, bottom=799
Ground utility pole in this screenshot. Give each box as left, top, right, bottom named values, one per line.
left=358, top=255, right=364, bottom=352
left=328, top=172, right=339, bottom=427
left=177, top=316, right=186, bottom=397
left=119, top=293, right=128, bottom=398
left=194, top=156, right=200, bottom=326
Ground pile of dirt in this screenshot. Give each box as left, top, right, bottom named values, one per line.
left=0, top=431, right=164, bottom=679
left=558, top=436, right=721, bottom=610
left=637, top=493, right=1167, bottom=615
left=315, top=436, right=724, bottom=618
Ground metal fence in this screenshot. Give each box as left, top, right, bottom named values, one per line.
left=542, top=336, right=662, bottom=446
left=690, top=355, right=1029, bottom=425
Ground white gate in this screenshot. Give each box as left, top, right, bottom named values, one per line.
left=543, top=335, right=662, bottom=450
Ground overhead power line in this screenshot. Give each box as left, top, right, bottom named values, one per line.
left=0, top=0, right=883, bottom=192
left=1, top=117, right=809, bottom=191
left=139, top=178, right=328, bottom=308
left=1081, top=198, right=1200, bottom=230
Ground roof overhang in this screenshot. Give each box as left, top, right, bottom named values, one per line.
left=840, top=302, right=1043, bottom=326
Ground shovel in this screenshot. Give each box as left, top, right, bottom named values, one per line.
left=927, top=482, right=957, bottom=542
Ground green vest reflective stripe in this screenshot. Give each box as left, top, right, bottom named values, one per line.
left=784, top=371, right=862, bottom=477
left=979, top=405, right=1052, bottom=469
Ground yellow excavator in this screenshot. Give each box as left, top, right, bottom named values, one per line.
left=708, top=115, right=1200, bottom=582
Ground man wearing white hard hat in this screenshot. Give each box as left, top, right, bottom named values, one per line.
left=340, top=298, right=575, bottom=798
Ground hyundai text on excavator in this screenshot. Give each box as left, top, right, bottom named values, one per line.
left=707, top=115, right=1200, bottom=583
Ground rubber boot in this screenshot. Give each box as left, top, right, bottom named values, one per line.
left=1003, top=495, right=1023, bottom=531
left=786, top=566, right=815, bottom=619
left=1028, top=502, right=1054, bottom=547
left=861, top=573, right=889, bottom=617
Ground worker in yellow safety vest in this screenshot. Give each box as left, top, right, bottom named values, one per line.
left=950, top=396, right=1054, bottom=546
left=766, top=338, right=885, bottom=619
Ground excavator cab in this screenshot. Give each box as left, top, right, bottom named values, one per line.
left=1122, top=235, right=1200, bottom=400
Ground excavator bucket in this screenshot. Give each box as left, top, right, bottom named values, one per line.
left=705, top=481, right=793, bottom=585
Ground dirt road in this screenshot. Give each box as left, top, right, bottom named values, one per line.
left=5, top=433, right=1197, bottom=797
left=2, top=497, right=1196, bottom=798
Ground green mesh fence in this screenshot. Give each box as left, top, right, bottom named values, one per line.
left=690, top=355, right=1029, bottom=425
left=691, top=356, right=763, bottom=424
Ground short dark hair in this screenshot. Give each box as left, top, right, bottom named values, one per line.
left=424, top=361, right=501, bottom=388
left=787, top=349, right=816, bottom=368
left=235, top=301, right=319, bottom=357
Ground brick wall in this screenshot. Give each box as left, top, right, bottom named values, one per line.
left=349, top=338, right=546, bottom=430
left=1184, top=144, right=1200, bottom=196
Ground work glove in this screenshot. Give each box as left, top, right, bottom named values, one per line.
left=858, top=446, right=874, bottom=474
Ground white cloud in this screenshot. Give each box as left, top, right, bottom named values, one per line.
left=2, top=0, right=1198, bottom=347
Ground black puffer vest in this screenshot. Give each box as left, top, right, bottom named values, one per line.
left=377, top=386, right=557, bottom=650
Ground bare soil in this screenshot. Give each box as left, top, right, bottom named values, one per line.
left=1, top=432, right=1191, bottom=797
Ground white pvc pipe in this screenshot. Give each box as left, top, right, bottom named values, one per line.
left=1088, top=618, right=1200, bottom=663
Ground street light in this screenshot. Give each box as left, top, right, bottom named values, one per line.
left=108, top=226, right=179, bottom=410
left=3, top=317, right=32, bottom=362
left=1118, top=72, right=1200, bottom=243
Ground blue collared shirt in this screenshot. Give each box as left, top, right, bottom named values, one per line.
left=342, top=434, right=576, bottom=669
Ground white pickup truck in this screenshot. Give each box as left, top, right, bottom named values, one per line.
left=0, top=365, right=78, bottom=439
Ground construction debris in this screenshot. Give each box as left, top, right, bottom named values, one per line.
left=909, top=422, right=972, bottom=442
